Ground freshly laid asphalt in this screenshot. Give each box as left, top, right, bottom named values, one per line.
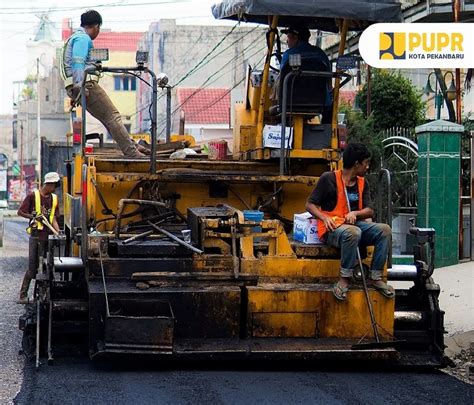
left=0, top=218, right=472, bottom=404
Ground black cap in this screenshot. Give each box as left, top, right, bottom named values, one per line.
left=281, top=24, right=310, bottom=42
left=81, top=10, right=103, bottom=27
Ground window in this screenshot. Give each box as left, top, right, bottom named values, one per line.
left=113, top=76, right=137, bottom=91
left=114, top=76, right=121, bottom=91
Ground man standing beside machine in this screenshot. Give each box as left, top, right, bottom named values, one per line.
left=17, top=172, right=61, bottom=304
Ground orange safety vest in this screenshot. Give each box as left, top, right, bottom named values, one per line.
left=317, top=170, right=364, bottom=239
left=27, top=190, right=58, bottom=234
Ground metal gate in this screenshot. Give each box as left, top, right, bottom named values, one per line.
left=374, top=127, right=418, bottom=255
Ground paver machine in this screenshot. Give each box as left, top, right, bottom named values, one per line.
left=20, top=0, right=446, bottom=367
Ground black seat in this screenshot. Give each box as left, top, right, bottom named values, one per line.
left=272, top=55, right=330, bottom=116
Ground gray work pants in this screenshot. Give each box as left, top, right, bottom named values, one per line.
left=68, top=82, right=139, bottom=157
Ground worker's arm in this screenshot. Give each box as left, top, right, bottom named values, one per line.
left=305, top=172, right=337, bottom=231
left=17, top=209, right=33, bottom=220
left=305, top=201, right=337, bottom=232
left=17, top=194, right=34, bottom=220
left=344, top=207, right=373, bottom=224
left=52, top=217, right=60, bottom=233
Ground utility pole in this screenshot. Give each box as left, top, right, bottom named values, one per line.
left=20, top=122, right=24, bottom=200
left=366, top=65, right=372, bottom=116
left=453, top=0, right=462, bottom=125
left=37, top=58, right=41, bottom=186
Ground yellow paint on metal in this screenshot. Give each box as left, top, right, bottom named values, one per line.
left=331, top=19, right=349, bottom=151
left=248, top=286, right=394, bottom=338
left=255, top=15, right=278, bottom=160
left=242, top=257, right=341, bottom=279
left=293, top=116, right=304, bottom=150
left=233, top=104, right=257, bottom=158
left=72, top=154, right=84, bottom=195
left=252, top=313, right=318, bottom=337
left=170, top=134, right=196, bottom=147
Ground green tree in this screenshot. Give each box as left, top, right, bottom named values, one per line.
left=22, top=74, right=37, bottom=100
left=356, top=70, right=425, bottom=132
left=340, top=71, right=425, bottom=214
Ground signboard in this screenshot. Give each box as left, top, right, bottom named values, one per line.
left=336, top=55, right=357, bottom=70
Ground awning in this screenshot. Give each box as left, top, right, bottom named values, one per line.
left=212, top=0, right=403, bottom=32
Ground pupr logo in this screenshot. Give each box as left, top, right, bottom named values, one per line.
left=360, top=24, right=473, bottom=68
left=379, top=32, right=406, bottom=60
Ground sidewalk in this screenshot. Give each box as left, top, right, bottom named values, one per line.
left=434, top=261, right=474, bottom=336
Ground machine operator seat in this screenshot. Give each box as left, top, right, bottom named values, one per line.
left=269, top=55, right=331, bottom=117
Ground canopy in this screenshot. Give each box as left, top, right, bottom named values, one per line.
left=212, top=0, right=403, bottom=32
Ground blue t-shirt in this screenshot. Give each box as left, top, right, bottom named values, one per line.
left=281, top=41, right=330, bottom=71
left=281, top=41, right=332, bottom=106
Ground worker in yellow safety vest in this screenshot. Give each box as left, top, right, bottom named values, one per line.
left=17, top=172, right=61, bottom=304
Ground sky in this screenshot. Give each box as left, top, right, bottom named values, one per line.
left=0, top=0, right=228, bottom=114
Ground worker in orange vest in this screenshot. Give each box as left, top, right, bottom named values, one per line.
left=17, top=172, right=61, bottom=304
left=305, top=143, right=394, bottom=301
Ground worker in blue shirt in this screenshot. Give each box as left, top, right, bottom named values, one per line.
left=280, top=24, right=330, bottom=70
left=60, top=10, right=146, bottom=158
left=278, top=23, right=333, bottom=122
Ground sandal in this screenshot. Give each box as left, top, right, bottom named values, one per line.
left=332, top=282, right=349, bottom=301
left=369, top=280, right=395, bottom=299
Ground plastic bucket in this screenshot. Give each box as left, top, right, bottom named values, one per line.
left=243, top=210, right=264, bottom=240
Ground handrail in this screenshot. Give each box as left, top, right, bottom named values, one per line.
left=279, top=69, right=351, bottom=175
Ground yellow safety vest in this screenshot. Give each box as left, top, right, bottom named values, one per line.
left=27, top=190, right=58, bottom=234
left=59, top=35, right=99, bottom=88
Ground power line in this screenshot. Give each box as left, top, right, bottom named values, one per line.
left=125, top=23, right=250, bottom=120
left=174, top=41, right=264, bottom=114
left=0, top=0, right=193, bottom=14
left=156, top=50, right=267, bottom=136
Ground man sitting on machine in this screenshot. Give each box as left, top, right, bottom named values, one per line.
left=305, top=143, right=395, bottom=301
left=272, top=23, right=333, bottom=122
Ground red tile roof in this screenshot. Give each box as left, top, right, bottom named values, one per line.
left=61, top=19, right=142, bottom=52
left=94, top=32, right=143, bottom=52
left=177, top=88, right=231, bottom=125
left=340, top=90, right=357, bottom=105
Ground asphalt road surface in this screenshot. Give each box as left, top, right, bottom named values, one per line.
left=0, top=218, right=472, bottom=405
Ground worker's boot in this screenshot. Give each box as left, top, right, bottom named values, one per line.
left=124, top=150, right=147, bottom=159
left=17, top=275, right=31, bottom=304
left=136, top=143, right=151, bottom=155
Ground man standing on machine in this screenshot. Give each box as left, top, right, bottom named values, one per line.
left=60, top=9, right=147, bottom=158
left=17, top=172, right=61, bottom=304
left=305, top=143, right=394, bottom=301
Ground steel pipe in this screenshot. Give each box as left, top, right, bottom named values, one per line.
left=53, top=257, right=84, bottom=272
left=394, top=311, right=424, bottom=323
left=147, top=221, right=203, bottom=254
left=114, top=199, right=167, bottom=239
left=387, top=264, right=418, bottom=281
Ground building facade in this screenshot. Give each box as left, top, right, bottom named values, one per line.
left=137, top=19, right=266, bottom=142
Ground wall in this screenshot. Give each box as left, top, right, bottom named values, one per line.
left=0, top=115, right=14, bottom=161
left=137, top=19, right=266, bottom=135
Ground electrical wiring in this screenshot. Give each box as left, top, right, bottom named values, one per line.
left=0, top=0, right=193, bottom=15
left=172, top=40, right=263, bottom=114
left=124, top=24, right=262, bottom=121
left=154, top=45, right=266, bottom=132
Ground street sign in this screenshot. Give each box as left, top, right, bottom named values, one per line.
left=336, top=55, right=357, bottom=70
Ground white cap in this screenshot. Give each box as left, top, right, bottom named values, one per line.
left=44, top=172, right=60, bottom=184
